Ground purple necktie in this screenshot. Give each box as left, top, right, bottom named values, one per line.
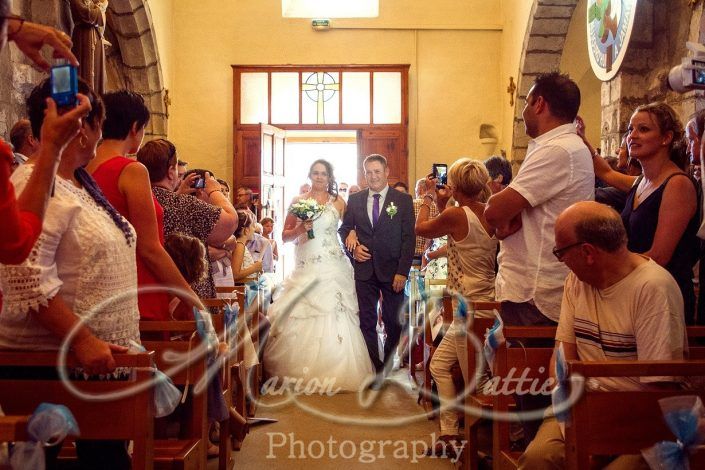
left=372, top=193, right=381, bottom=226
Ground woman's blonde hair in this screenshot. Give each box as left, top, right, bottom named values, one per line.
left=448, top=158, right=492, bottom=202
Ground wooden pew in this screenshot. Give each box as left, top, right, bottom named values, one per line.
left=490, top=327, right=557, bottom=470
left=140, top=320, right=233, bottom=470
left=0, top=351, right=155, bottom=470
left=417, top=278, right=448, bottom=417
left=0, top=415, right=29, bottom=442
left=461, top=302, right=501, bottom=470
left=565, top=360, right=705, bottom=470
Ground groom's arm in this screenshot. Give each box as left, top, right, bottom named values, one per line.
left=396, top=194, right=416, bottom=277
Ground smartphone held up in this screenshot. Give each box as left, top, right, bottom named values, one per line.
left=50, top=64, right=78, bottom=108
left=432, top=163, right=448, bottom=189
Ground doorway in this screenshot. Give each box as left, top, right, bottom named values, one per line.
left=280, top=130, right=358, bottom=277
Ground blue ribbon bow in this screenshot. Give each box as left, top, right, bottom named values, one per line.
left=482, top=314, right=505, bottom=371
left=551, top=343, right=569, bottom=423
left=245, top=277, right=270, bottom=309
left=223, top=301, right=240, bottom=343
left=10, top=403, right=79, bottom=470
left=642, top=396, right=705, bottom=470
left=129, top=341, right=181, bottom=418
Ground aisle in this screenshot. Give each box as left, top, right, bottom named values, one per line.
left=231, top=369, right=456, bottom=469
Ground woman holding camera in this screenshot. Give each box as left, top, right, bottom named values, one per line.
left=415, top=158, right=498, bottom=456
left=86, top=91, right=201, bottom=320
left=0, top=4, right=91, bottom=265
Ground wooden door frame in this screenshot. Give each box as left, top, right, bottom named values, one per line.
left=232, top=64, right=409, bottom=192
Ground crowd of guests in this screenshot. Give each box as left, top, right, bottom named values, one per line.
left=1, top=5, right=704, bottom=468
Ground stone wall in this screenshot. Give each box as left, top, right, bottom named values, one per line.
left=512, top=0, right=705, bottom=164
left=0, top=0, right=167, bottom=142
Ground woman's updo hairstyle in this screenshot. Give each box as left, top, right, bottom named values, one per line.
left=234, top=209, right=253, bottom=238
left=633, top=102, right=688, bottom=171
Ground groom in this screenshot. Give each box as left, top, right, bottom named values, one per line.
left=339, top=154, right=415, bottom=378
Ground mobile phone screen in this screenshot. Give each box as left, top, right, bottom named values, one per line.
left=52, top=66, right=72, bottom=94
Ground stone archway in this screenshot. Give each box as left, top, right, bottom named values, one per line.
left=105, top=0, right=167, bottom=139
left=511, top=0, right=703, bottom=163
left=511, top=0, right=579, bottom=164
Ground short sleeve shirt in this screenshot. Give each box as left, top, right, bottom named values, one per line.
left=495, top=123, right=594, bottom=321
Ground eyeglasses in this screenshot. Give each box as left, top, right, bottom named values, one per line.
left=552, top=241, right=585, bottom=261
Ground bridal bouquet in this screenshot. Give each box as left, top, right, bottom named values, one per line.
left=289, top=198, right=325, bottom=239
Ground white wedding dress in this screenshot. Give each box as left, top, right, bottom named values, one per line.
left=263, top=197, right=375, bottom=392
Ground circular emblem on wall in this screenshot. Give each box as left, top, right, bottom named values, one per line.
left=587, top=0, right=638, bottom=81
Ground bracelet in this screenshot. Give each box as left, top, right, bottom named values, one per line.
left=419, top=203, right=432, bottom=211
left=7, top=17, right=25, bottom=41
left=207, top=189, right=220, bottom=197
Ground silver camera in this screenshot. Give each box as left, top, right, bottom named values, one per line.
left=668, top=42, right=705, bottom=93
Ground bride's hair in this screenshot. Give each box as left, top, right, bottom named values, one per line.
left=308, top=159, right=339, bottom=199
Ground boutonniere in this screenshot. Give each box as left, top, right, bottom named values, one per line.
left=386, top=202, right=398, bottom=219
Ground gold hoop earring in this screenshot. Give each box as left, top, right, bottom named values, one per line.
left=79, top=135, right=87, bottom=149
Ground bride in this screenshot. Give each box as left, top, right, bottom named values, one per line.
left=263, top=159, right=374, bottom=392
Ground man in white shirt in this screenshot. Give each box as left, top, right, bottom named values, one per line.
left=9, top=119, right=38, bottom=170
left=520, top=201, right=684, bottom=470
left=485, top=72, right=594, bottom=327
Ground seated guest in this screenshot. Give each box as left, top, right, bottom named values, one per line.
left=136, top=140, right=237, bottom=299
left=232, top=210, right=262, bottom=281
left=246, top=220, right=274, bottom=273
left=9, top=118, right=39, bottom=169
left=0, top=8, right=91, bottom=265
left=520, top=201, right=685, bottom=470
left=164, top=232, right=209, bottom=316
left=87, top=91, right=201, bottom=320
left=0, top=79, right=139, bottom=468
left=415, top=158, right=498, bottom=456
left=587, top=102, right=699, bottom=324
left=260, top=217, right=279, bottom=262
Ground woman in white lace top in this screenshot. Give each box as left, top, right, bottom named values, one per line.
left=0, top=79, right=140, bottom=378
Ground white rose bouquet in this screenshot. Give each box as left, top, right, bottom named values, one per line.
left=289, top=198, right=325, bottom=239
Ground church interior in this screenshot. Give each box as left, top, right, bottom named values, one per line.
left=2, top=0, right=705, bottom=469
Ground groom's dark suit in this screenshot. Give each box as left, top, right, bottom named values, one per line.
left=339, top=186, right=415, bottom=373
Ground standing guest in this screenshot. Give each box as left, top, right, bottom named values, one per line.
left=217, top=178, right=231, bottom=200
left=177, top=159, right=188, bottom=179
left=485, top=72, right=594, bottom=327
left=137, top=141, right=238, bottom=300
left=415, top=158, right=498, bottom=456
left=588, top=102, right=699, bottom=325
left=0, top=6, right=90, bottom=266
left=231, top=210, right=263, bottom=281
left=1, top=78, right=139, bottom=469
left=484, top=72, right=594, bottom=445
left=339, top=182, right=349, bottom=200
left=236, top=186, right=259, bottom=215
left=412, top=177, right=439, bottom=266
left=484, top=155, right=513, bottom=194
left=260, top=217, right=279, bottom=262
left=299, top=183, right=311, bottom=195
left=687, top=110, right=705, bottom=324
left=348, top=184, right=361, bottom=195
left=87, top=91, right=201, bottom=320
left=520, top=201, right=684, bottom=469
left=9, top=119, right=39, bottom=169
left=393, top=181, right=409, bottom=193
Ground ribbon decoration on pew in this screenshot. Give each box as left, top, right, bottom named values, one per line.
left=223, top=300, right=239, bottom=347
left=552, top=343, right=569, bottom=437
left=191, top=308, right=229, bottom=422
left=10, top=403, right=79, bottom=470
left=642, top=395, right=705, bottom=470
left=482, top=312, right=505, bottom=371
left=128, top=341, right=182, bottom=418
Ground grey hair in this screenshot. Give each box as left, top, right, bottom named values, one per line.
left=573, top=206, right=627, bottom=253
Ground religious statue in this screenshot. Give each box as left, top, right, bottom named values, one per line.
left=68, top=0, right=109, bottom=94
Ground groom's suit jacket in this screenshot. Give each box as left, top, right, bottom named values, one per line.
left=339, top=186, right=415, bottom=282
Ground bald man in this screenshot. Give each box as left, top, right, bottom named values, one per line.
left=520, top=201, right=685, bottom=470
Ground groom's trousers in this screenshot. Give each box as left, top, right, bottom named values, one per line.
left=356, top=272, right=405, bottom=374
